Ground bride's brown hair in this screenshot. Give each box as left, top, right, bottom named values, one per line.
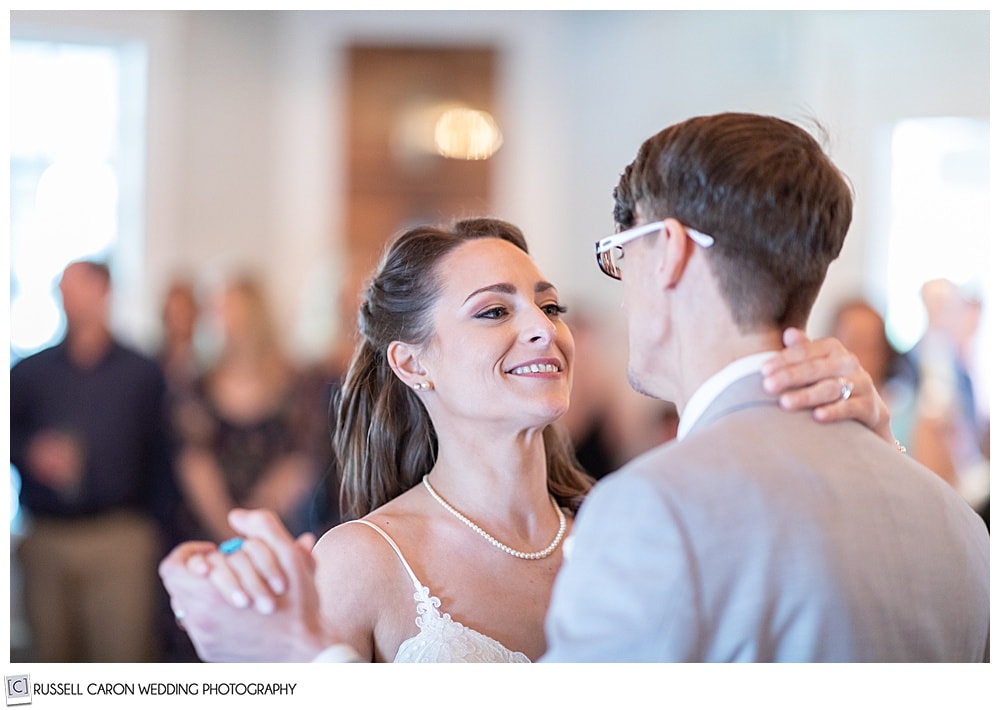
left=334, top=217, right=593, bottom=521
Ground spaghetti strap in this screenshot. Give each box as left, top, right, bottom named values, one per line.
left=342, top=519, right=422, bottom=590
left=341, top=521, right=531, bottom=663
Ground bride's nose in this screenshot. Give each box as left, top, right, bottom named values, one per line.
left=522, top=306, right=556, bottom=345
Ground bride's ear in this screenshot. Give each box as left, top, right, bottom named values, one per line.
left=386, top=341, right=427, bottom=389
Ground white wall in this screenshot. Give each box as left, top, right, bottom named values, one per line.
left=9, top=9, right=990, bottom=361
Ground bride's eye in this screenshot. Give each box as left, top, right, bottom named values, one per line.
left=475, top=306, right=508, bottom=320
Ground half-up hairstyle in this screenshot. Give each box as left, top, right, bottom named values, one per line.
left=334, top=217, right=593, bottom=520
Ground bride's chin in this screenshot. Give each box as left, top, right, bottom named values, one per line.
left=537, top=402, right=570, bottom=426
left=507, top=395, right=571, bottom=430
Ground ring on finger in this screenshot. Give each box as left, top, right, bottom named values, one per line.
left=219, top=536, right=246, bottom=555
left=838, top=376, right=854, bottom=402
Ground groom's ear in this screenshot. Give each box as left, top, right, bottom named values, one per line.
left=654, top=218, right=695, bottom=290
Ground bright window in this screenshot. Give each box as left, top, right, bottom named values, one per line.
left=9, top=38, right=145, bottom=363
left=883, top=117, right=989, bottom=353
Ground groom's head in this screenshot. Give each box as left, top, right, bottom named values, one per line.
left=613, top=112, right=853, bottom=333
left=602, top=112, right=854, bottom=402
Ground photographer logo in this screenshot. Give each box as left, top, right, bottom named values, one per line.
left=4, top=675, right=31, bottom=706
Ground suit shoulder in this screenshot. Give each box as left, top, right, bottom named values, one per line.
left=606, top=435, right=713, bottom=489
left=582, top=459, right=679, bottom=516
left=11, top=345, right=59, bottom=366
left=10, top=346, right=61, bottom=379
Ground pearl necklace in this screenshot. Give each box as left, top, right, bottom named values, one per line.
left=421, top=475, right=566, bottom=560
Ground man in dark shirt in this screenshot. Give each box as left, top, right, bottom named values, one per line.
left=10, top=260, right=179, bottom=662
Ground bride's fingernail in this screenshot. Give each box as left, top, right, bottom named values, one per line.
left=231, top=590, right=250, bottom=608
left=255, top=596, right=276, bottom=614
left=269, top=577, right=286, bottom=595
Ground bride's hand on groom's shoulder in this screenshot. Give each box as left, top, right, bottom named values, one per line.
left=760, top=327, right=893, bottom=443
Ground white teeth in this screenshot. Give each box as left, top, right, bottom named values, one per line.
left=510, top=363, right=560, bottom=375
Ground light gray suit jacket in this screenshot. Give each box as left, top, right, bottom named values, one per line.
left=543, top=373, right=990, bottom=662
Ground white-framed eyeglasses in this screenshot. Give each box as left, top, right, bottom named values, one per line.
left=595, top=220, right=715, bottom=280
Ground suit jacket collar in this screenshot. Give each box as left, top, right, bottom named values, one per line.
left=677, top=351, right=778, bottom=440
left=684, top=372, right=781, bottom=438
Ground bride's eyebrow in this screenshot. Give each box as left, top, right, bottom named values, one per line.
left=462, top=280, right=557, bottom=304
left=463, top=283, right=515, bottom=304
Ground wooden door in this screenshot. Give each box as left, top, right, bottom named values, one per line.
left=344, top=44, right=499, bottom=275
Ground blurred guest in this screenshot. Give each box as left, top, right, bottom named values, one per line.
left=906, top=279, right=989, bottom=518
left=156, top=277, right=208, bottom=496
left=10, top=260, right=178, bottom=662
left=562, top=307, right=681, bottom=480
left=560, top=307, right=621, bottom=479
left=175, top=273, right=318, bottom=542
left=154, top=275, right=208, bottom=661
left=829, top=298, right=918, bottom=448
left=296, top=273, right=367, bottom=534
left=157, top=277, right=203, bottom=394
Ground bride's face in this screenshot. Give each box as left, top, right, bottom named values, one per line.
left=417, top=237, right=575, bottom=432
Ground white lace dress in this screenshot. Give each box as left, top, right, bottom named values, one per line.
left=346, top=519, right=531, bottom=663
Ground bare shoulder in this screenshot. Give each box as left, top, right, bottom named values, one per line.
left=312, top=491, right=430, bottom=591
left=310, top=497, right=426, bottom=661
left=312, top=516, right=406, bottom=591
left=318, top=483, right=431, bottom=554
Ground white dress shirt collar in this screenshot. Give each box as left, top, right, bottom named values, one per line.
left=676, top=351, right=779, bottom=441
